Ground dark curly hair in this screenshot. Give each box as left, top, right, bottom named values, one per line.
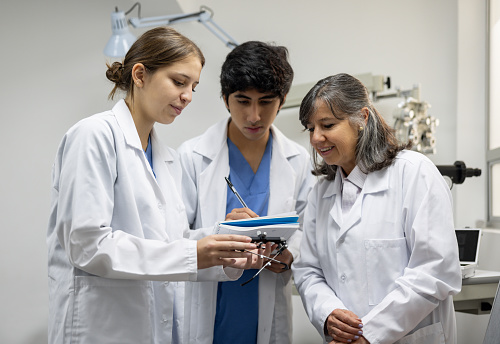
left=220, top=41, right=293, bottom=105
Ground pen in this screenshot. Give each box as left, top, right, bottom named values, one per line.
left=225, top=176, right=248, bottom=208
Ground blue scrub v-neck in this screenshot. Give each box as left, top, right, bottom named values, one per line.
left=144, top=135, right=155, bottom=178
left=213, top=133, right=273, bottom=344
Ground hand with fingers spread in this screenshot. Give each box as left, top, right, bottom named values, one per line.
left=196, top=234, right=256, bottom=269
left=324, top=309, right=365, bottom=344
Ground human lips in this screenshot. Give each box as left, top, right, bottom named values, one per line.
left=245, top=125, right=262, bottom=134
left=171, top=105, right=184, bottom=115
left=317, top=145, right=335, bottom=156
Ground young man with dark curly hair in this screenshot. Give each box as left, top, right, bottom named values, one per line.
left=178, top=41, right=316, bottom=344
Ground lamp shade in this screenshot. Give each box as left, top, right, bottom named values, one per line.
left=104, top=11, right=137, bottom=57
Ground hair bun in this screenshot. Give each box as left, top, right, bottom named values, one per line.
left=106, top=61, right=124, bottom=84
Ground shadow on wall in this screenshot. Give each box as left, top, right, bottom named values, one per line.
left=5, top=326, right=48, bottom=344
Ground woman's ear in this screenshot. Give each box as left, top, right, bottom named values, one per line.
left=131, top=63, right=146, bottom=88
left=362, top=107, right=369, bottom=125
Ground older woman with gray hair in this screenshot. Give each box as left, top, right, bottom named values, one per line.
left=292, top=73, right=462, bottom=344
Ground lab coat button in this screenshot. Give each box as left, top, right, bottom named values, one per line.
left=162, top=315, right=168, bottom=323
left=157, top=203, right=163, bottom=209
left=163, top=281, right=169, bottom=286
left=340, top=274, right=346, bottom=282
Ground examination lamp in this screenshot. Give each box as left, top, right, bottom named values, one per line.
left=104, top=10, right=137, bottom=57
left=436, top=161, right=481, bottom=186
left=104, top=3, right=239, bottom=57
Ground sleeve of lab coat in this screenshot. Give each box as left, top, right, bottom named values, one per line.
left=186, top=224, right=244, bottom=282
left=287, top=153, right=316, bottom=260
left=292, top=184, right=347, bottom=341
left=54, top=118, right=207, bottom=282
left=361, top=158, right=462, bottom=344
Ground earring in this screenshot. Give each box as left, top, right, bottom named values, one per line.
left=359, top=126, right=364, bottom=131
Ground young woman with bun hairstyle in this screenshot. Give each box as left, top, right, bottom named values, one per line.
left=47, top=26, right=259, bottom=344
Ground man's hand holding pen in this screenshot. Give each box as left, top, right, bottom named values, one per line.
left=225, top=207, right=259, bottom=221
left=224, top=177, right=293, bottom=275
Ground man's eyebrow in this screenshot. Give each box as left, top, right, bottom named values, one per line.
left=234, top=94, right=251, bottom=99
left=233, top=94, right=278, bottom=100
left=258, top=94, right=278, bottom=100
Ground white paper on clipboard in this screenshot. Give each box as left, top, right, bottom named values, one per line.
left=216, top=212, right=299, bottom=241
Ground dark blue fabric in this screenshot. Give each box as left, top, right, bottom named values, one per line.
left=213, top=133, right=273, bottom=344
left=144, top=135, right=155, bottom=178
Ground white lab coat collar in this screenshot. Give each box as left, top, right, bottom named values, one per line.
left=324, top=165, right=390, bottom=236
left=322, top=165, right=390, bottom=199
left=192, top=117, right=301, bottom=228
left=112, top=99, right=178, bottom=202
left=113, top=99, right=142, bottom=151
left=192, top=117, right=302, bottom=161
left=192, top=118, right=228, bottom=160
left=113, top=99, right=175, bottom=162
left=340, top=165, right=367, bottom=190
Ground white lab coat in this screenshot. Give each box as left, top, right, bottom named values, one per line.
left=47, top=100, right=241, bottom=344
left=293, top=150, right=462, bottom=344
left=177, top=118, right=316, bottom=344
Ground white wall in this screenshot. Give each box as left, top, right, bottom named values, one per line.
left=454, top=2, right=493, bottom=342
left=0, top=2, right=185, bottom=343
left=456, top=0, right=487, bottom=229
left=177, top=0, right=459, bottom=164
left=0, top=0, right=491, bottom=343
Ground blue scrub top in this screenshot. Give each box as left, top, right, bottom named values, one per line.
left=213, top=134, right=273, bottom=344
left=144, top=135, right=155, bottom=178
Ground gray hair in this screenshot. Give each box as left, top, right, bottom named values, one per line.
left=299, top=73, right=411, bottom=180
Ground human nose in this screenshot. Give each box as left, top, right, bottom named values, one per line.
left=247, top=104, right=261, bottom=124
left=180, top=89, right=192, bottom=104
left=310, top=127, right=324, bottom=144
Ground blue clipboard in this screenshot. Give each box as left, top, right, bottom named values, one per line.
left=219, top=214, right=299, bottom=227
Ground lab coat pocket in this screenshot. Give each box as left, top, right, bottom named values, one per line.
left=72, top=276, right=153, bottom=343
left=395, top=322, right=445, bottom=344
left=365, top=237, right=408, bottom=306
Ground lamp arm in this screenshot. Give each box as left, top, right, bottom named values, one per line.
left=128, top=11, right=203, bottom=28
left=124, top=2, right=141, bottom=17
left=198, top=13, right=239, bottom=48
left=127, top=7, right=238, bottom=48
